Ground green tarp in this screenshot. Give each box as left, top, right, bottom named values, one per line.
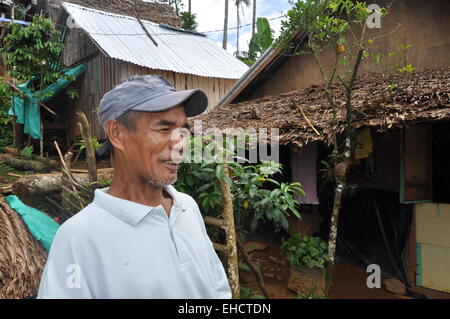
left=9, top=64, right=86, bottom=139
left=4, top=195, right=60, bottom=252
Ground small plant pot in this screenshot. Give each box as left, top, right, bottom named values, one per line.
left=287, top=265, right=326, bottom=297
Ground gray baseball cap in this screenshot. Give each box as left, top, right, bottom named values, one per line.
left=97, top=74, right=208, bottom=128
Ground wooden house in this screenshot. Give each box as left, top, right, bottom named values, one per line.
left=196, top=0, right=450, bottom=298
left=42, top=0, right=248, bottom=146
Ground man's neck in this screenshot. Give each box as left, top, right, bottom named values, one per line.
left=107, top=170, right=173, bottom=216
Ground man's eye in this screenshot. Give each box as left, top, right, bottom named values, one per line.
left=160, top=127, right=171, bottom=132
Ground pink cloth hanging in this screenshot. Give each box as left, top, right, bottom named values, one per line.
left=290, top=142, right=319, bottom=204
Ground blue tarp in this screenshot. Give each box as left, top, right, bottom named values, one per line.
left=9, top=64, right=86, bottom=139
left=4, top=195, right=60, bottom=252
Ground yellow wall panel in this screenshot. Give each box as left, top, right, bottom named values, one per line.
left=415, top=203, right=450, bottom=247
left=419, top=244, right=450, bottom=293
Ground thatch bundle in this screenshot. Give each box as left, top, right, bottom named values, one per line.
left=50, top=0, right=181, bottom=27
left=0, top=198, right=47, bottom=299
left=195, top=68, right=450, bottom=148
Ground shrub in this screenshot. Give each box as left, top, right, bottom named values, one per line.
left=281, top=233, right=330, bottom=269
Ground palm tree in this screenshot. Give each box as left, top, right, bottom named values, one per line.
left=235, top=0, right=250, bottom=56
left=252, top=0, right=256, bottom=37
left=223, top=0, right=228, bottom=49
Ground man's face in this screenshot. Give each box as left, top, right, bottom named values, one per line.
left=120, top=105, right=190, bottom=187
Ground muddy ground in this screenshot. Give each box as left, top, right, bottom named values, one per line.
left=240, top=244, right=406, bottom=299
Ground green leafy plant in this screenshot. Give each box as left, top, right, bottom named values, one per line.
left=179, top=11, right=198, bottom=31
left=1, top=16, right=65, bottom=93
left=175, top=136, right=304, bottom=240
left=75, top=136, right=102, bottom=152
left=281, top=233, right=330, bottom=269
left=239, top=17, right=274, bottom=66
left=230, top=161, right=304, bottom=234
left=21, top=145, right=34, bottom=158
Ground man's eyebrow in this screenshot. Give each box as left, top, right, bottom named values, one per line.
left=156, top=119, right=176, bottom=126
left=156, top=119, right=190, bottom=130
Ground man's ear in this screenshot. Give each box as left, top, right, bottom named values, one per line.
left=104, top=119, right=125, bottom=152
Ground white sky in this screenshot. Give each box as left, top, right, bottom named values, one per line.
left=147, top=0, right=292, bottom=55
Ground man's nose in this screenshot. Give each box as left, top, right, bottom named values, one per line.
left=169, top=128, right=189, bottom=151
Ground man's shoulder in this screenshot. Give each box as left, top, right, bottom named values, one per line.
left=55, top=203, right=105, bottom=240
left=170, top=186, right=200, bottom=209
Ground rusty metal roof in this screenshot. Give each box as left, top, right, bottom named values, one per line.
left=62, top=2, right=249, bottom=79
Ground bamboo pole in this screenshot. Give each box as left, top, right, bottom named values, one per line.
left=77, top=112, right=97, bottom=184
left=219, top=164, right=240, bottom=299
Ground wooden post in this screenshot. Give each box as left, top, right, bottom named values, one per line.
left=40, top=122, right=44, bottom=157
left=77, top=112, right=97, bottom=184
left=219, top=164, right=240, bottom=299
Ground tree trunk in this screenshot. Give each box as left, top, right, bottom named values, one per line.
left=236, top=238, right=269, bottom=298
left=223, top=0, right=228, bottom=50
left=219, top=164, right=240, bottom=299
left=0, top=154, right=50, bottom=173
left=188, top=0, right=191, bottom=13
left=12, top=168, right=115, bottom=197
left=77, top=112, right=97, bottom=185
left=3, top=146, right=58, bottom=168
left=326, top=159, right=349, bottom=297
left=252, top=0, right=256, bottom=37
left=236, top=3, right=240, bottom=55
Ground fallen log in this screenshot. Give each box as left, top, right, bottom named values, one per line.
left=0, top=154, right=50, bottom=173
left=3, top=147, right=59, bottom=168
left=12, top=168, right=114, bottom=197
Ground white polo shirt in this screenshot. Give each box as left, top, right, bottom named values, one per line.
left=37, top=186, right=231, bottom=299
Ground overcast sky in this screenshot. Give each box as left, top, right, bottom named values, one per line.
left=149, top=0, right=293, bottom=55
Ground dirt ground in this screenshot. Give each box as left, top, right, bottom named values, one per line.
left=240, top=244, right=405, bottom=299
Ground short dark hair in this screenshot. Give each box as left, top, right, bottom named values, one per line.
left=116, top=110, right=141, bottom=132
left=108, top=110, right=141, bottom=155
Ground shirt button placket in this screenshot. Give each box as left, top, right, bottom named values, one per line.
left=168, top=205, right=188, bottom=265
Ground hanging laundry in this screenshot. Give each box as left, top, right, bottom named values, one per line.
left=290, top=142, right=319, bottom=204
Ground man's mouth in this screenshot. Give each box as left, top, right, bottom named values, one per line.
left=162, top=159, right=179, bottom=170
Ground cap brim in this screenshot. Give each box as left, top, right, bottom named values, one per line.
left=131, top=89, right=208, bottom=117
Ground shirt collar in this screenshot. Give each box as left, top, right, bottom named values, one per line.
left=93, top=185, right=184, bottom=226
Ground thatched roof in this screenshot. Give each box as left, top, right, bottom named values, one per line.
left=0, top=198, right=47, bottom=299
left=51, top=0, right=181, bottom=27
left=195, top=68, right=450, bottom=148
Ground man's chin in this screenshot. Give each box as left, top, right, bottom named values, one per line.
left=145, top=175, right=177, bottom=187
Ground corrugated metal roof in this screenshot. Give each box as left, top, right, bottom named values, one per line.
left=61, top=2, right=249, bottom=79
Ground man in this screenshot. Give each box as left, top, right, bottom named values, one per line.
left=37, top=75, right=232, bottom=299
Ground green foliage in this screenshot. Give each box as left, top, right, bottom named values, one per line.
left=230, top=161, right=303, bottom=234
left=75, top=136, right=102, bottom=152
left=88, top=178, right=112, bottom=189
left=66, top=87, right=79, bottom=99
left=1, top=16, right=64, bottom=93
left=240, top=287, right=265, bottom=299
left=0, top=82, right=13, bottom=148
left=179, top=11, right=198, bottom=31
left=281, top=233, right=330, bottom=269
left=239, top=17, right=274, bottom=66
left=175, top=137, right=304, bottom=238
left=21, top=145, right=34, bottom=158
left=276, top=0, right=386, bottom=65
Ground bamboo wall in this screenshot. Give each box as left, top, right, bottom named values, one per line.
left=70, top=54, right=237, bottom=141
